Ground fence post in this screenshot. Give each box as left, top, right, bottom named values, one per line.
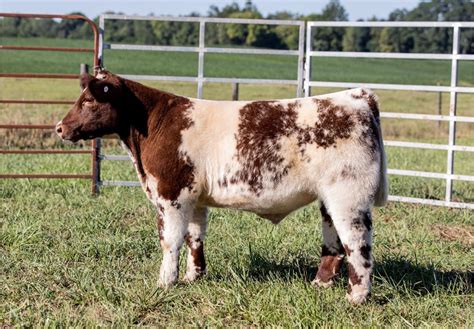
left=197, top=20, right=206, bottom=99
left=232, top=82, right=239, bottom=101
left=296, top=22, right=305, bottom=98
left=304, top=23, right=312, bottom=97
left=80, top=64, right=101, bottom=195
left=437, top=82, right=442, bottom=130
left=445, top=24, right=460, bottom=202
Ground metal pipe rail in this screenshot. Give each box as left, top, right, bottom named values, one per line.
left=0, top=45, right=94, bottom=53
left=97, top=14, right=306, bottom=195
left=98, top=16, right=474, bottom=209
left=305, top=21, right=474, bottom=209
left=0, top=100, right=75, bottom=105
left=0, top=13, right=101, bottom=194
left=99, top=14, right=306, bottom=99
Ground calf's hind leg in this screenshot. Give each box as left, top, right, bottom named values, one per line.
left=184, top=206, right=208, bottom=282
left=324, top=198, right=373, bottom=304
left=313, top=203, right=345, bottom=288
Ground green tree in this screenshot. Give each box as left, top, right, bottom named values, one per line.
left=133, top=19, right=157, bottom=44
left=342, top=22, right=371, bottom=52
left=385, top=0, right=474, bottom=54
left=56, top=12, right=88, bottom=38
left=0, top=17, right=22, bottom=36
left=267, top=11, right=301, bottom=50
left=206, top=2, right=242, bottom=45
left=306, top=0, right=348, bottom=51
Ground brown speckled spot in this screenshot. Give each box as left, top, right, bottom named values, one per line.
left=362, top=212, right=372, bottom=231
left=360, top=244, right=372, bottom=260
left=344, top=244, right=353, bottom=257
left=348, top=262, right=363, bottom=287
left=185, top=234, right=206, bottom=274
left=218, top=176, right=228, bottom=188
left=316, top=244, right=345, bottom=283
left=232, top=101, right=299, bottom=194
left=157, top=214, right=164, bottom=241
left=302, top=98, right=355, bottom=150
left=232, top=98, right=357, bottom=195
left=320, top=204, right=332, bottom=227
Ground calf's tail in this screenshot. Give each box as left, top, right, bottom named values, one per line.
left=370, top=95, right=388, bottom=207
left=374, top=122, right=388, bottom=207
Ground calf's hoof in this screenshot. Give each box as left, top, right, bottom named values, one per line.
left=158, top=272, right=178, bottom=289
left=158, top=279, right=175, bottom=290
left=346, top=292, right=370, bottom=305
left=183, top=270, right=206, bottom=283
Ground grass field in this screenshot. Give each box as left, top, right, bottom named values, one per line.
left=1, top=37, right=474, bottom=85
left=1, top=37, right=474, bottom=326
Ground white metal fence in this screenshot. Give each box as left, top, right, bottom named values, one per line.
left=305, top=21, right=474, bottom=209
left=98, top=14, right=305, bottom=98
left=96, top=15, right=474, bottom=209
left=97, top=14, right=305, bottom=187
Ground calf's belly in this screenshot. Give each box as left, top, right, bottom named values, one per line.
left=200, top=186, right=317, bottom=223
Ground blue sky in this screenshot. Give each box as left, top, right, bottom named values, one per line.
left=1, top=0, right=421, bottom=21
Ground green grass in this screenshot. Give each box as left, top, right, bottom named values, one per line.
left=2, top=37, right=474, bottom=85
left=1, top=180, right=473, bottom=326
left=1, top=36, right=474, bottom=326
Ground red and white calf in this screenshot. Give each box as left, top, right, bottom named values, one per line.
left=57, top=70, right=387, bottom=304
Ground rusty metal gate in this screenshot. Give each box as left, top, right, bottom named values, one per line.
left=0, top=13, right=101, bottom=194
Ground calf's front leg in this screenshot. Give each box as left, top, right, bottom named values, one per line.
left=184, top=206, right=208, bottom=282
left=156, top=203, right=190, bottom=289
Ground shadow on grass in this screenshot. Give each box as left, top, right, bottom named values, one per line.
left=373, top=257, right=473, bottom=295
left=238, top=253, right=472, bottom=296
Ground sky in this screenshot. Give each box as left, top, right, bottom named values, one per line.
left=1, top=0, right=421, bottom=21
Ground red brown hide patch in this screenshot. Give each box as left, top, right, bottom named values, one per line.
left=347, top=262, right=363, bottom=293
left=343, top=244, right=353, bottom=257
left=232, top=98, right=357, bottom=194
left=316, top=255, right=344, bottom=283
left=352, top=91, right=381, bottom=161
left=351, top=89, right=379, bottom=119
left=157, top=213, right=164, bottom=241
left=232, top=101, right=298, bottom=194
left=141, top=94, right=195, bottom=204
left=185, top=234, right=206, bottom=273
left=300, top=98, right=355, bottom=150
left=316, top=244, right=345, bottom=283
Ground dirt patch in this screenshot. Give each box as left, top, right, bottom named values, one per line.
left=431, top=224, right=474, bottom=247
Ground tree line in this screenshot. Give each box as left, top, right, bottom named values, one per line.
left=1, top=0, right=473, bottom=53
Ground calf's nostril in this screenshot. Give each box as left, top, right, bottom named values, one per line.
left=56, top=123, right=63, bottom=135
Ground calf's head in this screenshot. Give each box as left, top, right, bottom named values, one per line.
left=56, top=71, right=124, bottom=142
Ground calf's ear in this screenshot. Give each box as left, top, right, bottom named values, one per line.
left=80, top=73, right=94, bottom=90
left=88, top=78, right=121, bottom=103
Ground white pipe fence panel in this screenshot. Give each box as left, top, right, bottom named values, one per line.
left=305, top=21, right=474, bottom=209
left=97, top=16, right=474, bottom=209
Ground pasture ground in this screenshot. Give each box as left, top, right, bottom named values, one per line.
left=1, top=37, right=473, bottom=326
